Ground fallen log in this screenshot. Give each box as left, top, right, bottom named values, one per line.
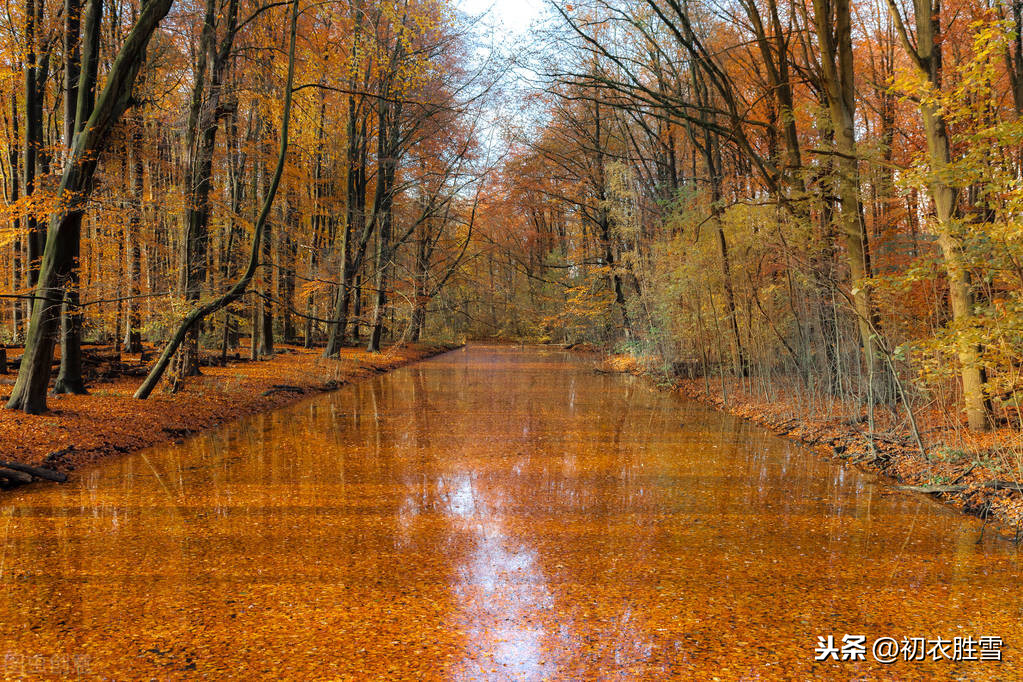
left=0, top=461, right=68, bottom=482
left=0, top=468, right=33, bottom=484
left=898, top=483, right=968, bottom=494
left=898, top=479, right=1023, bottom=494
left=261, top=384, right=306, bottom=397
left=950, top=462, right=978, bottom=485
left=980, top=480, right=1023, bottom=492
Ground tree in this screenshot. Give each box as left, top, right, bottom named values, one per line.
left=7, top=0, right=175, bottom=414
left=885, top=0, right=990, bottom=430
left=53, top=0, right=101, bottom=396
left=135, top=0, right=300, bottom=398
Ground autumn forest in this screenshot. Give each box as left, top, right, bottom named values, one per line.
left=2, top=0, right=1023, bottom=421
left=2, top=0, right=1023, bottom=675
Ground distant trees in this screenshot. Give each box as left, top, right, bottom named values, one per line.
left=20, top=0, right=1022, bottom=440
left=460, top=0, right=1023, bottom=433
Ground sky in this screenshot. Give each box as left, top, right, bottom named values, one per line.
left=451, top=0, right=554, bottom=160
left=457, top=0, right=546, bottom=38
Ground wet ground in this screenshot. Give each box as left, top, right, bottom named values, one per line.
left=0, top=346, right=1020, bottom=679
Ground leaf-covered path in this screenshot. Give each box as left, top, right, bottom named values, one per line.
left=0, top=346, right=1019, bottom=679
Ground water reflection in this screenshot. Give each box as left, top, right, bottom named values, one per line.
left=0, top=346, right=1019, bottom=679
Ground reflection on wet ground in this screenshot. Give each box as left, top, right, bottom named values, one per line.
left=0, top=346, right=1020, bottom=679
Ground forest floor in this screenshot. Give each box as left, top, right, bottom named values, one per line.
left=597, top=353, right=1023, bottom=540
left=0, top=341, right=457, bottom=479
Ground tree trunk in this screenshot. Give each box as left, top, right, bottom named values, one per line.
left=124, top=114, right=144, bottom=353
left=135, top=0, right=299, bottom=399
left=258, top=132, right=274, bottom=356
left=592, top=97, right=631, bottom=340
left=52, top=214, right=87, bottom=395
left=367, top=96, right=400, bottom=353
left=177, top=0, right=240, bottom=375
left=53, top=0, right=100, bottom=396
left=23, top=0, right=42, bottom=291
left=325, top=7, right=370, bottom=356
left=8, top=93, right=24, bottom=341
left=814, top=0, right=889, bottom=402
left=304, top=106, right=326, bottom=349
left=410, top=227, right=428, bottom=342
left=249, top=297, right=260, bottom=360
left=927, top=113, right=988, bottom=430
left=351, top=274, right=362, bottom=342
left=886, top=0, right=989, bottom=429
left=281, top=227, right=296, bottom=343
left=7, top=0, right=174, bottom=413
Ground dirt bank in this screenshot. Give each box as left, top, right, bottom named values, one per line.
left=0, top=343, right=458, bottom=481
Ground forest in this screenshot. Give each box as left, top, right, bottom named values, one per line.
left=0, top=0, right=492, bottom=415
left=465, top=0, right=1023, bottom=469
